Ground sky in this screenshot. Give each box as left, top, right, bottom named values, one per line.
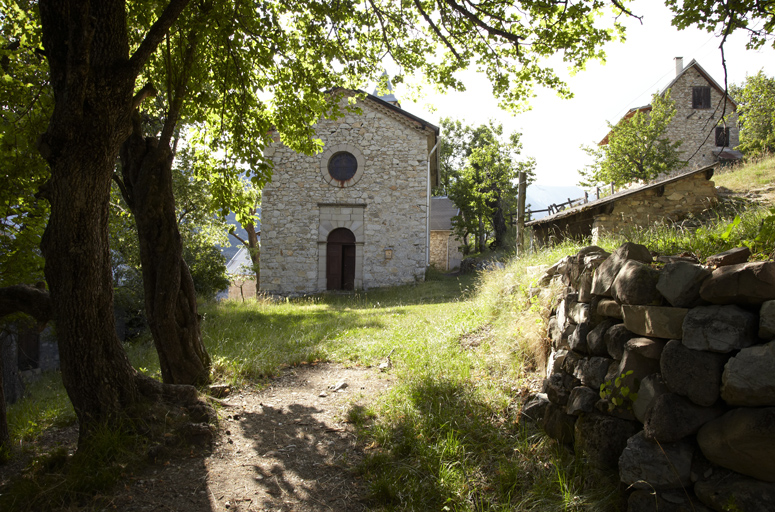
left=384, top=2, right=775, bottom=189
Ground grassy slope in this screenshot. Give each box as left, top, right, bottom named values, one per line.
left=713, top=154, right=775, bottom=192
left=6, top=156, right=775, bottom=510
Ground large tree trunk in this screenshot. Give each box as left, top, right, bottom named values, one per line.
left=0, top=348, right=8, bottom=449
left=38, top=1, right=140, bottom=443
left=37, top=0, right=193, bottom=445
left=491, top=195, right=508, bottom=249
left=243, top=211, right=260, bottom=297
left=119, top=117, right=210, bottom=386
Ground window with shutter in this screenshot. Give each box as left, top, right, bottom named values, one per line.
left=692, top=87, right=711, bottom=109
left=715, top=127, right=730, bottom=147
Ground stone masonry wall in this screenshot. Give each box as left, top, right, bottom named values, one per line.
left=592, top=170, right=717, bottom=239
left=522, top=243, right=775, bottom=511
left=261, top=96, right=432, bottom=295
left=664, top=65, right=739, bottom=174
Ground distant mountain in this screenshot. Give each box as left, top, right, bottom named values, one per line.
left=526, top=184, right=585, bottom=220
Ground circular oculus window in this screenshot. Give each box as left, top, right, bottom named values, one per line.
left=328, top=152, right=358, bottom=182
left=320, top=144, right=365, bottom=187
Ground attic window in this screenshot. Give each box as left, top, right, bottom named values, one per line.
left=692, top=87, right=711, bottom=109
left=328, top=152, right=358, bottom=182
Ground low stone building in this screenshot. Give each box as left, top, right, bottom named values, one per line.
left=225, top=247, right=257, bottom=300
left=260, top=88, right=439, bottom=295
left=602, top=58, right=741, bottom=174
left=429, top=197, right=463, bottom=271
left=527, top=164, right=718, bottom=246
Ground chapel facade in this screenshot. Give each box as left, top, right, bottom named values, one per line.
left=260, top=90, right=439, bottom=295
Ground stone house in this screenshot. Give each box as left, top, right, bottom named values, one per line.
left=260, top=89, right=439, bottom=295
left=602, top=58, right=741, bottom=174
left=527, top=164, right=718, bottom=246
left=430, top=196, right=463, bottom=271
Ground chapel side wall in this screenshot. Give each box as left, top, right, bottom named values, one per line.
left=261, top=100, right=429, bottom=295
left=592, top=172, right=717, bottom=238
left=665, top=67, right=739, bottom=174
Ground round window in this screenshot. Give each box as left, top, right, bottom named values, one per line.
left=320, top=144, right=364, bottom=187
left=328, top=152, right=358, bottom=182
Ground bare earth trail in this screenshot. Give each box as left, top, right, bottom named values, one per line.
left=110, top=363, right=395, bottom=512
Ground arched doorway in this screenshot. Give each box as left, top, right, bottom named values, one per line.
left=326, top=228, right=356, bottom=290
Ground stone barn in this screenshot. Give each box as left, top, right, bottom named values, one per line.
left=260, top=89, right=439, bottom=295
left=527, top=164, right=718, bottom=246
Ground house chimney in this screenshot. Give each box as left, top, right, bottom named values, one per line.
left=675, top=57, right=684, bottom=76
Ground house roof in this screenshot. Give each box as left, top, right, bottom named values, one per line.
left=660, top=59, right=737, bottom=109
left=431, top=196, right=459, bottom=231
left=599, top=59, right=737, bottom=146
left=226, top=246, right=254, bottom=276
left=525, top=163, right=717, bottom=227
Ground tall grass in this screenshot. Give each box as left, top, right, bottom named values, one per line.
left=5, top=153, right=774, bottom=510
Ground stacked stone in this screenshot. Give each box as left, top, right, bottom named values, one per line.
left=522, top=243, right=775, bottom=511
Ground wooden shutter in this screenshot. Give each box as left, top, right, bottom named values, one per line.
left=693, top=87, right=711, bottom=109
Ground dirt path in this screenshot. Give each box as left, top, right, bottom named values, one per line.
left=102, top=363, right=395, bottom=512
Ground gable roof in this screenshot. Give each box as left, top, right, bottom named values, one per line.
left=226, top=246, right=254, bottom=276
left=431, top=196, right=459, bottom=231
left=661, top=59, right=737, bottom=109
left=599, top=59, right=737, bottom=146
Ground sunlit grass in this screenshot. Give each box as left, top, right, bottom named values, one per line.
left=714, top=153, right=775, bottom=191
left=7, top=154, right=775, bottom=510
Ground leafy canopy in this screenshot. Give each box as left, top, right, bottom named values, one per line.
left=730, top=70, right=775, bottom=156
left=0, top=1, right=49, bottom=287
left=667, top=0, right=775, bottom=50
left=444, top=120, right=535, bottom=251
left=580, top=90, right=684, bottom=187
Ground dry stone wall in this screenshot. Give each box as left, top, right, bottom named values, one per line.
left=522, top=243, right=775, bottom=511
left=261, top=97, right=433, bottom=295
left=592, top=170, right=717, bottom=239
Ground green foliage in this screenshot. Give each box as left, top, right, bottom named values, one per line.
left=0, top=1, right=49, bottom=287
left=581, top=90, right=684, bottom=187
left=0, top=419, right=146, bottom=512
left=730, top=70, right=775, bottom=156
left=444, top=119, right=536, bottom=251
left=110, top=145, right=231, bottom=312
left=610, top=202, right=775, bottom=263
left=667, top=0, right=775, bottom=50
left=599, top=371, right=638, bottom=411
left=6, top=372, right=76, bottom=443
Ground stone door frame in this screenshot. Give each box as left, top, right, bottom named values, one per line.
left=317, top=204, right=365, bottom=291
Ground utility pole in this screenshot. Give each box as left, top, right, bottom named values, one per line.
left=516, top=171, right=527, bottom=255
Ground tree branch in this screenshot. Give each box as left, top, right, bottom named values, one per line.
left=412, top=0, right=462, bottom=61
left=443, top=0, right=520, bottom=45
left=229, top=230, right=248, bottom=247
left=160, top=30, right=199, bottom=149
left=127, top=0, right=192, bottom=78
left=0, top=284, right=52, bottom=325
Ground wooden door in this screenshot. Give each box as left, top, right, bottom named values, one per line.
left=327, top=228, right=356, bottom=290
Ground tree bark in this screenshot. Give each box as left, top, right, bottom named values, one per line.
left=119, top=115, right=211, bottom=386
left=0, top=342, right=8, bottom=449
left=245, top=217, right=260, bottom=297
left=231, top=209, right=261, bottom=297
left=36, top=0, right=192, bottom=445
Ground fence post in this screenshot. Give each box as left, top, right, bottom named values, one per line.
left=516, top=171, right=527, bottom=255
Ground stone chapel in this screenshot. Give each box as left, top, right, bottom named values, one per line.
left=260, top=88, right=440, bottom=295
